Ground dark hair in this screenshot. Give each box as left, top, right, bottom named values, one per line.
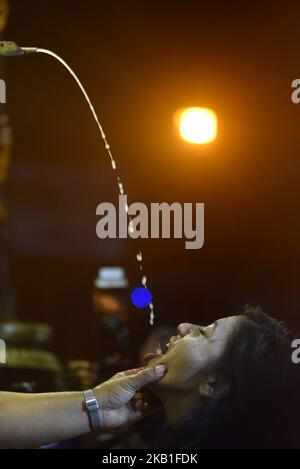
left=214, top=305, right=300, bottom=448
left=148, top=306, right=300, bottom=448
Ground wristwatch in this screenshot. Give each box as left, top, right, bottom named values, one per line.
left=83, top=389, right=102, bottom=431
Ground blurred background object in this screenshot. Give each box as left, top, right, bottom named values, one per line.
left=0, top=0, right=9, bottom=32
left=176, top=107, right=218, bottom=144
left=0, top=321, right=62, bottom=391
left=65, top=359, right=98, bottom=391
left=0, top=1, right=64, bottom=395
left=93, top=266, right=133, bottom=380
left=0, top=0, right=14, bottom=320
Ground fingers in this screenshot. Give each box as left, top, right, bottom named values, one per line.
left=114, top=367, right=145, bottom=379
left=123, top=367, right=145, bottom=376
left=127, top=365, right=166, bottom=391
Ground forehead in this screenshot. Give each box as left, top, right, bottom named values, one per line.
left=209, top=315, right=244, bottom=339
left=218, top=314, right=243, bottom=326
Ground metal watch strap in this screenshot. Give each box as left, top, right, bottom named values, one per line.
left=83, top=389, right=101, bottom=431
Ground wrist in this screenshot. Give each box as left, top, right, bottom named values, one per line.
left=93, top=387, right=111, bottom=430
left=82, top=389, right=102, bottom=432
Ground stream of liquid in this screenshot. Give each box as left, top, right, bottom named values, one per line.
left=36, top=48, right=154, bottom=325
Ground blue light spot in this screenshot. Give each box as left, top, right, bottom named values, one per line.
left=131, top=288, right=152, bottom=308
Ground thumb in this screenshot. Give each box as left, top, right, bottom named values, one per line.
left=128, top=365, right=166, bottom=391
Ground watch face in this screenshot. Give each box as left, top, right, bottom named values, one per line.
left=0, top=0, right=8, bottom=33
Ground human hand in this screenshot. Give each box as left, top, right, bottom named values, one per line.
left=93, top=365, right=166, bottom=430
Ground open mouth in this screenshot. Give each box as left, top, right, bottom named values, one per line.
left=143, top=334, right=182, bottom=365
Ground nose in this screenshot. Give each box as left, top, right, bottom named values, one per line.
left=177, top=323, right=194, bottom=337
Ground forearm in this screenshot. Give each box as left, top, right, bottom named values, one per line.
left=0, top=365, right=166, bottom=448
left=0, top=391, right=91, bottom=448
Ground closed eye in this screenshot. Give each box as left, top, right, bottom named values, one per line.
left=203, top=321, right=218, bottom=339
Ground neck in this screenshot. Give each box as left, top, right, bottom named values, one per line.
left=157, top=389, right=203, bottom=426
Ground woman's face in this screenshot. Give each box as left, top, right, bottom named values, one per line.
left=145, top=315, right=244, bottom=391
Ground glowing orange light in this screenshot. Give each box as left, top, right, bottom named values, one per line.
left=177, top=107, right=217, bottom=144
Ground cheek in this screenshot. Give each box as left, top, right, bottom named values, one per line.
left=179, top=340, right=221, bottom=379
left=165, top=342, right=205, bottom=383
